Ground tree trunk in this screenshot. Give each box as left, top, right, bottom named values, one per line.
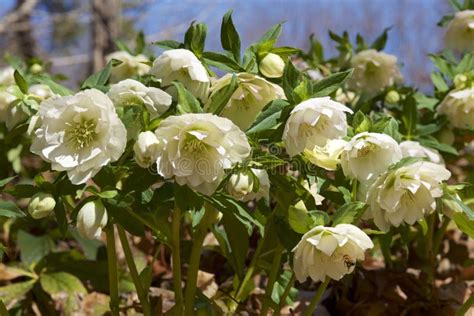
left=90, top=0, right=121, bottom=72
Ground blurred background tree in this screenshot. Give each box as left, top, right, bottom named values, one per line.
left=0, top=0, right=452, bottom=90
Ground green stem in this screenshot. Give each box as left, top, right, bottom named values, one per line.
left=432, top=217, right=449, bottom=257
left=117, top=225, right=151, bottom=316
left=302, top=277, right=330, bottom=316
left=234, top=230, right=267, bottom=302
left=184, top=206, right=218, bottom=316
left=425, top=214, right=436, bottom=288
left=275, top=272, right=296, bottom=316
left=456, top=294, right=474, bottom=316
left=106, top=225, right=120, bottom=316
left=260, top=245, right=284, bottom=316
left=351, top=179, right=358, bottom=202
left=171, top=204, right=184, bottom=313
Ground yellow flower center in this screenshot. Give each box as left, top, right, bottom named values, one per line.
left=66, top=119, right=97, bottom=149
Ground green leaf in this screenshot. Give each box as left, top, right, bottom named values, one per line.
left=4, top=184, right=39, bottom=198
left=81, top=60, right=114, bottom=90
left=0, top=280, right=36, bottom=305
left=288, top=204, right=314, bottom=234
left=370, top=27, right=391, bottom=51
left=54, top=198, right=68, bottom=236
left=455, top=53, right=474, bottom=74
left=332, top=202, right=367, bottom=225
left=402, top=95, right=418, bottom=137
left=135, top=31, right=146, bottom=54
left=271, top=270, right=297, bottom=306
left=40, top=272, right=87, bottom=313
left=0, top=298, right=8, bottom=316
left=0, top=176, right=16, bottom=188
left=453, top=212, right=474, bottom=238
left=17, top=230, right=53, bottom=266
left=202, top=51, right=244, bottom=72
left=221, top=10, right=241, bottom=62
left=14, top=70, right=28, bottom=94
left=282, top=61, right=300, bottom=103
left=0, top=200, right=24, bottom=218
left=114, top=39, right=133, bottom=54
left=430, top=54, right=454, bottom=78
left=184, top=22, right=207, bottom=56
left=352, top=111, right=372, bottom=134
left=35, top=74, right=72, bottom=96
left=153, top=40, right=183, bottom=50
left=173, top=81, right=203, bottom=113
left=213, top=213, right=249, bottom=278
left=431, top=71, right=449, bottom=92
left=206, top=74, right=238, bottom=115
left=258, top=23, right=283, bottom=44
left=247, top=99, right=289, bottom=134
left=419, top=138, right=458, bottom=155
left=448, top=0, right=462, bottom=10
left=312, top=69, right=353, bottom=97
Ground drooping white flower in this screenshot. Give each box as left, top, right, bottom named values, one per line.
left=0, top=66, right=15, bottom=86
left=76, top=200, right=108, bottom=240
left=348, top=49, right=403, bottom=94
left=208, top=72, right=285, bottom=130
left=283, top=97, right=352, bottom=157
left=107, top=79, right=172, bottom=118
left=399, top=140, right=444, bottom=165
left=445, top=10, right=474, bottom=52
left=341, top=132, right=402, bottom=182
left=365, top=161, right=451, bottom=232
left=28, top=193, right=56, bottom=219
left=149, top=49, right=210, bottom=101
left=304, top=138, right=348, bottom=171
left=292, top=224, right=374, bottom=282
left=227, top=168, right=270, bottom=202
left=106, top=51, right=150, bottom=83
left=259, top=53, right=285, bottom=78
left=134, top=131, right=161, bottom=168
left=0, top=87, right=16, bottom=123
left=437, top=88, right=474, bottom=129
left=31, top=89, right=127, bottom=184
left=154, top=113, right=251, bottom=195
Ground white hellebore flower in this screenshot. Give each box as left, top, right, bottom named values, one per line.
left=259, top=53, right=285, bottom=78
left=304, top=138, right=348, bottom=171
left=348, top=49, right=403, bottom=94
left=227, top=168, right=270, bottom=202
left=134, top=131, right=161, bottom=168
left=341, top=132, right=402, bottom=182
left=107, top=79, right=172, bottom=118
left=149, top=49, right=210, bottom=101
left=365, top=161, right=451, bottom=232
left=154, top=113, right=251, bottom=195
left=0, top=66, right=15, bottom=86
left=28, top=84, right=56, bottom=101
left=0, top=86, right=16, bottom=122
left=445, top=10, right=474, bottom=52
left=437, top=88, right=474, bottom=129
left=292, top=224, right=374, bottom=282
left=283, top=97, right=352, bottom=157
left=76, top=200, right=108, bottom=240
left=208, top=72, right=285, bottom=130
left=31, top=89, right=127, bottom=184
left=399, top=140, right=444, bottom=165
left=106, top=51, right=150, bottom=83
left=28, top=193, right=56, bottom=219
